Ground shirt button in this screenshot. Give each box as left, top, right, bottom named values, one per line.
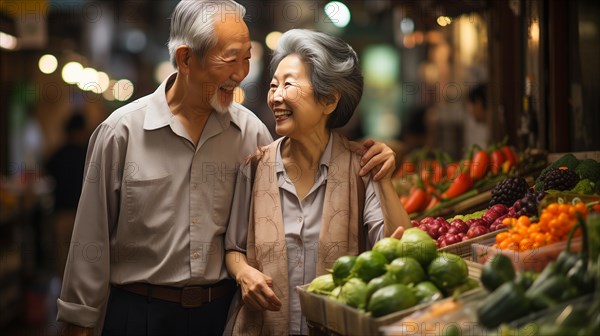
left=192, top=218, right=199, bottom=225
left=192, top=183, right=198, bottom=190
left=191, top=252, right=200, bottom=260
left=297, top=217, right=303, bottom=223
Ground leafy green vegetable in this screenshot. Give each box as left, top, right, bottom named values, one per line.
left=571, top=179, right=596, bottom=195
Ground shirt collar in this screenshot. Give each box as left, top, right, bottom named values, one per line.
left=143, top=73, right=176, bottom=130
left=143, top=72, right=232, bottom=131
left=276, top=133, right=334, bottom=174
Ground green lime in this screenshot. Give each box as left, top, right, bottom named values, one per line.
left=351, top=251, right=388, bottom=283
left=307, top=274, right=336, bottom=295
left=386, top=257, right=426, bottom=285
left=366, top=273, right=397, bottom=299
left=428, top=253, right=468, bottom=292
left=412, top=281, right=443, bottom=303
left=396, top=228, right=438, bottom=267
left=373, top=237, right=400, bottom=262
left=367, top=284, right=418, bottom=317
left=331, top=255, right=357, bottom=286
left=339, top=278, right=368, bottom=309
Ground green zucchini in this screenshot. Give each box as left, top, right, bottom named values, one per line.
left=477, top=282, right=531, bottom=329
left=480, top=254, right=515, bottom=291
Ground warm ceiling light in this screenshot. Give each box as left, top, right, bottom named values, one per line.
left=113, top=79, right=134, bottom=101
left=103, top=80, right=117, bottom=101
left=265, top=31, right=282, bottom=50
left=39, top=54, right=58, bottom=74
left=77, top=67, right=99, bottom=91
left=62, top=61, right=83, bottom=84
left=0, top=31, right=18, bottom=50
left=437, top=16, right=452, bottom=27
left=96, top=71, right=110, bottom=93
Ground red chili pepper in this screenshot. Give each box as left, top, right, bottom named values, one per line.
left=421, top=160, right=444, bottom=185
left=441, top=172, right=473, bottom=200
left=395, top=161, right=417, bottom=179
left=470, top=150, right=490, bottom=180
left=490, top=149, right=505, bottom=175
left=402, top=188, right=430, bottom=214
left=501, top=145, right=518, bottom=167
left=446, top=162, right=459, bottom=180
left=431, top=160, right=444, bottom=185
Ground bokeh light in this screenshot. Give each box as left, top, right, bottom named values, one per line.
left=39, top=54, right=58, bottom=74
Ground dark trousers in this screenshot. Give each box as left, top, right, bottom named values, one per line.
left=102, top=286, right=234, bottom=336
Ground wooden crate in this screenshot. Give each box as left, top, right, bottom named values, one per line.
left=472, top=236, right=583, bottom=272
left=297, top=261, right=483, bottom=336
left=437, top=229, right=506, bottom=259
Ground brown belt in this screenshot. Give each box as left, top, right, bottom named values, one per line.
left=114, top=280, right=237, bottom=308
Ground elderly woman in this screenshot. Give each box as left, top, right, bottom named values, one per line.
left=225, top=29, right=410, bottom=335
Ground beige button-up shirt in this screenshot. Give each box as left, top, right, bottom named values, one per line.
left=57, top=74, right=273, bottom=327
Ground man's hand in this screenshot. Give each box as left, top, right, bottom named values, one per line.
left=61, top=323, right=93, bottom=336
left=358, top=139, right=396, bottom=181
left=237, top=265, right=282, bottom=312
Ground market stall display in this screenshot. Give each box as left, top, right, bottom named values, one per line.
left=379, top=201, right=599, bottom=335
left=297, top=228, right=483, bottom=335
left=297, top=260, right=483, bottom=336
left=298, top=152, right=599, bottom=335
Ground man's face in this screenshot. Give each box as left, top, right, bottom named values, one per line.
left=188, top=15, right=251, bottom=112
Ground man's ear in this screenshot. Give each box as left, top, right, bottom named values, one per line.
left=175, top=46, right=192, bottom=74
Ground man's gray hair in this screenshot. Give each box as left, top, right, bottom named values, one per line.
left=270, top=29, right=364, bottom=129
left=168, top=0, right=246, bottom=68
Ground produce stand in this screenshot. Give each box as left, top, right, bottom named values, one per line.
left=297, top=261, right=482, bottom=336
left=300, top=151, right=600, bottom=336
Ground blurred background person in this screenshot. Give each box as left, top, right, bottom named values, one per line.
left=464, top=83, right=490, bottom=149
left=45, top=112, right=88, bottom=279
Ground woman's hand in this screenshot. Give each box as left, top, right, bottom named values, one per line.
left=390, top=226, right=404, bottom=239
left=358, top=139, right=396, bottom=181
left=237, top=265, right=282, bottom=312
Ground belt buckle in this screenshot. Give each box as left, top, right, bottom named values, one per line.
left=181, top=287, right=206, bottom=308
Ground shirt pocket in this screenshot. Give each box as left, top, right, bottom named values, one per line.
left=125, top=175, right=174, bottom=231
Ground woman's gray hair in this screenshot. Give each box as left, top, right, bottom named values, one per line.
left=168, top=0, right=246, bottom=68
left=270, top=29, right=364, bottom=129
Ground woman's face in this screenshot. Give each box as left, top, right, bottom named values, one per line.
left=267, top=54, right=334, bottom=138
